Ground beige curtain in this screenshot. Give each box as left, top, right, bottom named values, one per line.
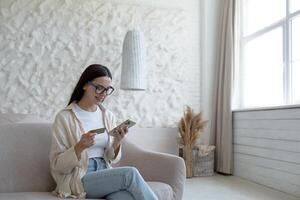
left=209, top=0, right=234, bottom=174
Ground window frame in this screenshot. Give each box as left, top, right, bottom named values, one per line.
left=235, top=0, right=300, bottom=109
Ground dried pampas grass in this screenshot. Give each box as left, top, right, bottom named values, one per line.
left=178, top=106, right=207, bottom=146
left=178, top=106, right=207, bottom=177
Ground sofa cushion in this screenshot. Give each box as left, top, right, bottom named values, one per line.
left=0, top=123, right=55, bottom=192
left=0, top=181, right=173, bottom=200
left=0, top=192, right=100, bottom=200
left=148, top=181, right=173, bottom=200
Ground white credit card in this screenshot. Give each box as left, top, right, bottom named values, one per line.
left=89, top=128, right=106, bottom=134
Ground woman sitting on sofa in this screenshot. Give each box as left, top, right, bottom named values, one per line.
left=49, top=64, right=157, bottom=200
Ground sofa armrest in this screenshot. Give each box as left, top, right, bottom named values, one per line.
left=115, top=139, right=186, bottom=200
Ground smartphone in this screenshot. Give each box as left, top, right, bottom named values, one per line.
left=109, top=119, right=136, bottom=136
left=88, top=128, right=106, bottom=134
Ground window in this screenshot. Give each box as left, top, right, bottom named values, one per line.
left=234, top=0, right=300, bottom=109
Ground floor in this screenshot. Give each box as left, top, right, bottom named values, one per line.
left=183, top=174, right=300, bottom=200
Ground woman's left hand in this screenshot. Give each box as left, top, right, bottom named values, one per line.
left=112, top=125, right=128, bottom=147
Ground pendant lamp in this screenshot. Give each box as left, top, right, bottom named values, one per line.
left=120, top=29, right=147, bottom=90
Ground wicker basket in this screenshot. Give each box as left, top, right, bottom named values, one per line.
left=179, top=145, right=215, bottom=177
left=192, top=145, right=215, bottom=177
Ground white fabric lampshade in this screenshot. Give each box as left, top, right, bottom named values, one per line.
left=121, top=29, right=147, bottom=90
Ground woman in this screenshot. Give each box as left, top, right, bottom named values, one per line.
left=49, top=64, right=158, bottom=200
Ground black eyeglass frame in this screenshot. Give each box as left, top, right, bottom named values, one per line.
left=87, top=81, right=115, bottom=95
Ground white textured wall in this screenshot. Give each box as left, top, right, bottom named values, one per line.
left=0, top=0, right=201, bottom=127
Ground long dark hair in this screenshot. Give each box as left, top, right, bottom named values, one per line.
left=68, top=64, right=112, bottom=105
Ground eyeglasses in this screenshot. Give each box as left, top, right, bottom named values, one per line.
left=87, top=81, right=114, bottom=95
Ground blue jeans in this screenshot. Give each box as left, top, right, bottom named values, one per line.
left=81, top=157, right=158, bottom=200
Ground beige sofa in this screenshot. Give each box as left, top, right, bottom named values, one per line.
left=0, top=121, right=186, bottom=200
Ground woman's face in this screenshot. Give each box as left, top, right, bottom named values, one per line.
left=84, top=76, right=113, bottom=105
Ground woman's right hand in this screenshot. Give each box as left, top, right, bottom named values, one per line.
left=74, top=132, right=96, bottom=159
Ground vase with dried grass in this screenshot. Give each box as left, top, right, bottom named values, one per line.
left=178, top=106, right=207, bottom=178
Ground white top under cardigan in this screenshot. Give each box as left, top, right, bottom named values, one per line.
left=49, top=102, right=121, bottom=198
left=73, top=104, right=108, bottom=158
